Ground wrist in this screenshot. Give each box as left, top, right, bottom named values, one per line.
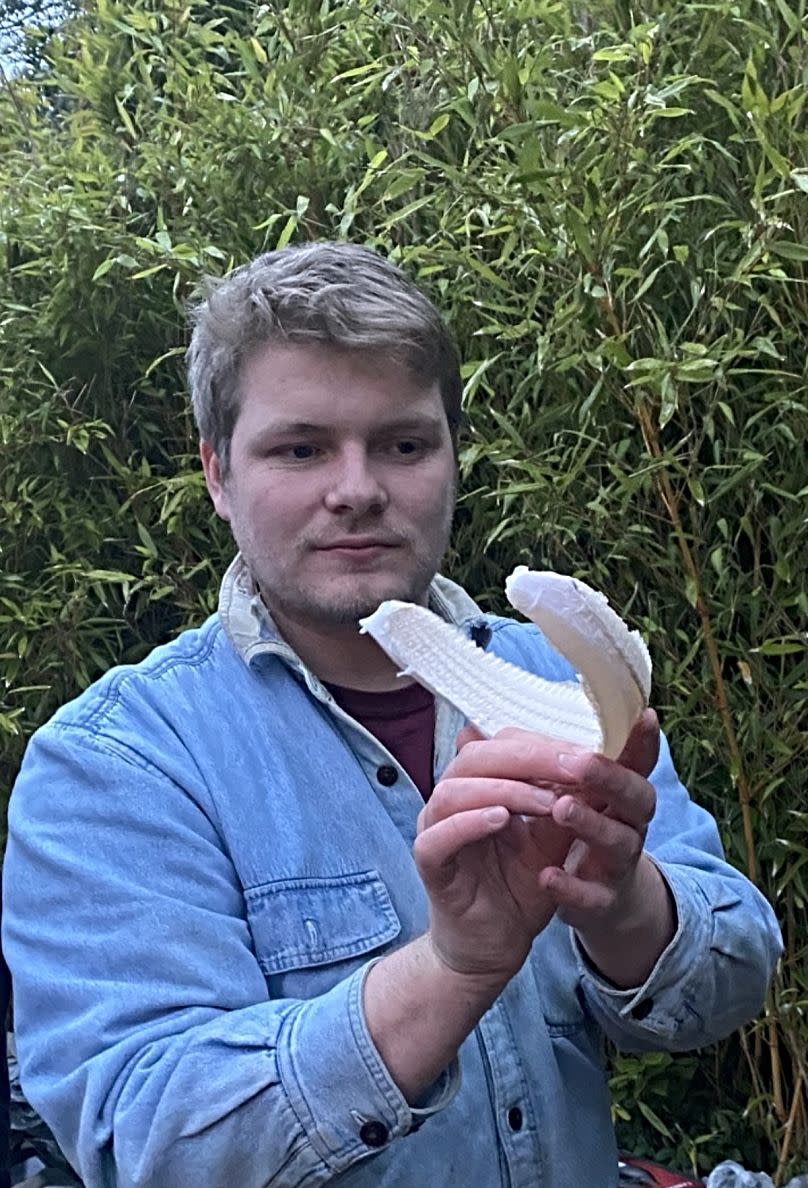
left=589, top=855, right=667, bottom=938
left=421, top=932, right=516, bottom=1002
left=575, top=856, right=676, bottom=989
left=363, top=934, right=511, bottom=1104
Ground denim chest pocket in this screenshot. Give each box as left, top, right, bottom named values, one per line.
left=244, top=870, right=402, bottom=999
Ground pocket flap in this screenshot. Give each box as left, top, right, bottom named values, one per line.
left=245, top=870, right=401, bottom=975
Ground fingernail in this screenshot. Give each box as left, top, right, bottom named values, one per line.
left=561, top=799, right=577, bottom=823
left=558, top=752, right=588, bottom=778
left=484, top=806, right=508, bottom=824
left=531, top=787, right=557, bottom=809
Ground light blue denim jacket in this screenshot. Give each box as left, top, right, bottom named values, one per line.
left=3, top=557, right=782, bottom=1188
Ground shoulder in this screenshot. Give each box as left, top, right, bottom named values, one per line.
left=36, top=615, right=242, bottom=755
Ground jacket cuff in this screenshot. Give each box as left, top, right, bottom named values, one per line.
left=573, top=857, right=724, bottom=1041
left=278, top=961, right=460, bottom=1173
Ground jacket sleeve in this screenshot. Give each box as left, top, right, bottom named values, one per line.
left=575, top=732, right=783, bottom=1051
left=2, top=724, right=455, bottom=1188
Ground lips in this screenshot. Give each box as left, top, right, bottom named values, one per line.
left=318, top=539, right=399, bottom=550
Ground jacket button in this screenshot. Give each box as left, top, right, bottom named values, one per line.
left=377, top=765, right=398, bottom=786
left=507, top=1106, right=523, bottom=1131
left=359, top=1120, right=389, bottom=1147
left=631, top=997, right=654, bottom=1020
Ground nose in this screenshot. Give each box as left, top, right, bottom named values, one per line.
left=323, top=445, right=389, bottom=516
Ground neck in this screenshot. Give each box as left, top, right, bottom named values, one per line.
left=268, top=605, right=414, bottom=692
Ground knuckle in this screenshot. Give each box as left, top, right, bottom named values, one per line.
left=412, top=832, right=430, bottom=867
left=626, top=833, right=644, bottom=864
left=430, top=776, right=459, bottom=808
left=643, top=784, right=657, bottom=819
left=435, top=778, right=463, bottom=813
left=457, top=739, right=486, bottom=766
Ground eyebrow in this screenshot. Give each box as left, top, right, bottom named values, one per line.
left=255, top=414, right=447, bottom=438
left=257, top=421, right=328, bottom=437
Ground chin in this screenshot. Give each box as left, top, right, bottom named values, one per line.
left=306, top=577, right=428, bottom=626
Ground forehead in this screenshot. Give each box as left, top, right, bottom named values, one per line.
left=236, top=341, right=446, bottom=432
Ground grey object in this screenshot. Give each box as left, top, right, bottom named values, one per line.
left=618, top=1163, right=657, bottom=1185
left=706, top=1163, right=808, bottom=1188
left=706, top=1164, right=774, bottom=1187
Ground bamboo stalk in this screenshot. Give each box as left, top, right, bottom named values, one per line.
left=596, top=292, right=759, bottom=879
left=633, top=399, right=758, bottom=883
left=769, top=1014, right=786, bottom=1123
left=634, top=398, right=788, bottom=1131
left=775, top=1072, right=804, bottom=1187
left=739, top=1026, right=770, bottom=1120
left=596, top=297, right=787, bottom=1147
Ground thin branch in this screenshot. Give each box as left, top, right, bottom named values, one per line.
left=775, top=1070, right=805, bottom=1186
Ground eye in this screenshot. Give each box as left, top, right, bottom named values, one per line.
left=266, top=443, right=319, bottom=462
left=393, top=439, right=421, bottom=457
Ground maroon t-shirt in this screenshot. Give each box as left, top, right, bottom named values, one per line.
left=326, top=681, right=436, bottom=801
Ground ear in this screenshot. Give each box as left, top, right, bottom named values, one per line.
left=200, top=440, right=231, bottom=521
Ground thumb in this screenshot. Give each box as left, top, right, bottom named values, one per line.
left=617, top=708, right=660, bottom=778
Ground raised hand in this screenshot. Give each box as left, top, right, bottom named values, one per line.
left=535, top=708, right=676, bottom=986
left=414, top=737, right=574, bottom=983
left=534, top=707, right=661, bottom=926
left=417, top=709, right=673, bottom=989
left=364, top=711, right=670, bottom=1104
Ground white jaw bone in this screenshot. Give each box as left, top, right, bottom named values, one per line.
left=359, top=567, right=652, bottom=760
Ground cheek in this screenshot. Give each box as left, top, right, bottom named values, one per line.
left=241, top=474, right=319, bottom=529
left=402, top=463, right=455, bottom=513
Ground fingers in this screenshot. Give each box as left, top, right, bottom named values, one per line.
left=420, top=777, right=556, bottom=830
left=448, top=731, right=656, bottom=828
left=551, top=797, right=644, bottom=877
left=413, top=807, right=510, bottom=891
left=446, top=729, right=589, bottom=785
left=456, top=724, right=485, bottom=750
left=537, top=865, right=617, bottom=917
left=451, top=711, right=661, bottom=792
left=551, top=755, right=656, bottom=829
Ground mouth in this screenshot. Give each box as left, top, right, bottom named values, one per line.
left=318, top=539, right=400, bottom=551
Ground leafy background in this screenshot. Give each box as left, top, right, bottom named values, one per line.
left=1, top=0, right=806, bottom=1179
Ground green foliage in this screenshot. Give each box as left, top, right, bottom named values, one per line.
left=1, top=0, right=806, bottom=1177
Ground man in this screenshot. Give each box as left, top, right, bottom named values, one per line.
left=3, top=243, right=781, bottom=1188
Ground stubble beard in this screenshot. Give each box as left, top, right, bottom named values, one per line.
left=246, top=510, right=455, bottom=633
left=259, top=546, right=447, bottom=632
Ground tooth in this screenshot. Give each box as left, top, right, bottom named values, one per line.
left=359, top=570, right=652, bottom=759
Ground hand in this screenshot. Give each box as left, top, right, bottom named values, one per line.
left=536, top=709, right=676, bottom=986
left=535, top=708, right=661, bottom=930
left=414, top=737, right=576, bottom=985
left=420, top=709, right=672, bottom=989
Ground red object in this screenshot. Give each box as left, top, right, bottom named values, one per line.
left=620, top=1153, right=705, bottom=1187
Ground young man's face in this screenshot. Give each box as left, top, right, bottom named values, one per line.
left=201, top=341, right=457, bottom=632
